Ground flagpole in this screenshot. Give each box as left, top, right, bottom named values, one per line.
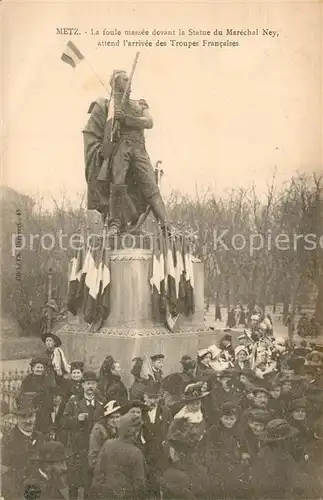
left=83, top=58, right=110, bottom=93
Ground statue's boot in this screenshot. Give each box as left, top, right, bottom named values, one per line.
left=149, top=192, right=174, bottom=234
left=149, top=192, right=167, bottom=224
left=108, top=184, right=127, bottom=236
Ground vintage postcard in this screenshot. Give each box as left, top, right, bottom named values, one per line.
left=1, top=1, right=322, bottom=499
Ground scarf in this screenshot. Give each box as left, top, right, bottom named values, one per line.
left=52, top=347, right=70, bottom=376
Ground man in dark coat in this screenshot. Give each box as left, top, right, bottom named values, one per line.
left=1, top=393, right=45, bottom=499
left=82, top=69, right=168, bottom=233
left=61, top=371, right=104, bottom=500
left=23, top=441, right=69, bottom=500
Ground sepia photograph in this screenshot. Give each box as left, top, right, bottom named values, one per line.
left=1, top=1, right=323, bottom=499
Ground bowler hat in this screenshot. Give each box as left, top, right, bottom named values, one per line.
left=14, top=393, right=37, bottom=415
left=103, top=400, right=121, bottom=417
left=39, top=441, right=66, bottom=463
left=261, top=419, right=299, bottom=441
left=41, top=332, right=62, bottom=347
left=70, top=361, right=84, bottom=373
left=81, top=371, right=98, bottom=383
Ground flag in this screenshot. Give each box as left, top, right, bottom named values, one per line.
left=183, top=238, right=195, bottom=315
left=166, top=234, right=177, bottom=316
left=150, top=230, right=163, bottom=319
left=67, top=244, right=85, bottom=315
left=61, top=41, right=84, bottom=68
left=83, top=233, right=111, bottom=325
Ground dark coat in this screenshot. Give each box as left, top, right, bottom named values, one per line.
left=98, top=374, right=128, bottom=405
left=92, top=438, right=146, bottom=499
left=61, top=395, right=104, bottom=468
left=88, top=420, right=117, bottom=468
left=23, top=468, right=69, bottom=500
left=20, top=373, right=55, bottom=433
left=202, top=423, right=248, bottom=496
left=1, top=426, right=45, bottom=499
left=129, top=378, right=149, bottom=401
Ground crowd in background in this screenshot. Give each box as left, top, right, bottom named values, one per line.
left=1, top=311, right=323, bottom=499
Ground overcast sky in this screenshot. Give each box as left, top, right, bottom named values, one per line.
left=2, top=1, right=322, bottom=209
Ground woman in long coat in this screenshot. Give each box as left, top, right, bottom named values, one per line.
left=20, top=356, right=55, bottom=435
left=98, top=355, right=128, bottom=405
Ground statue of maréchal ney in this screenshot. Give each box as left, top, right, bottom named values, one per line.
left=83, top=66, right=168, bottom=235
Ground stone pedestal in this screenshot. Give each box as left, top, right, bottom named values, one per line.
left=60, top=246, right=206, bottom=381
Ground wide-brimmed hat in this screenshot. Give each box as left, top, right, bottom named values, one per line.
left=219, top=401, right=239, bottom=415
left=306, top=350, right=323, bottom=363
left=251, top=386, right=272, bottom=397
left=41, top=332, right=62, bottom=347
left=81, top=371, right=98, bottom=383
left=261, top=419, right=299, bottom=441
left=103, top=400, right=121, bottom=417
left=119, top=400, right=149, bottom=415
left=217, top=368, right=237, bottom=379
left=39, top=441, right=66, bottom=463
left=243, top=408, right=272, bottom=423
left=197, top=348, right=211, bottom=360
left=30, top=356, right=49, bottom=367
left=183, top=382, right=209, bottom=402
left=70, top=361, right=84, bottom=373
left=14, top=393, right=37, bottom=415
left=290, top=398, right=307, bottom=411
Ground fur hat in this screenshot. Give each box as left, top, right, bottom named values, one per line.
left=30, top=356, right=49, bottom=367
left=70, top=361, right=84, bottom=373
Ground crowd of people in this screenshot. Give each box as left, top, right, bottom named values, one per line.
left=1, top=314, right=323, bottom=499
